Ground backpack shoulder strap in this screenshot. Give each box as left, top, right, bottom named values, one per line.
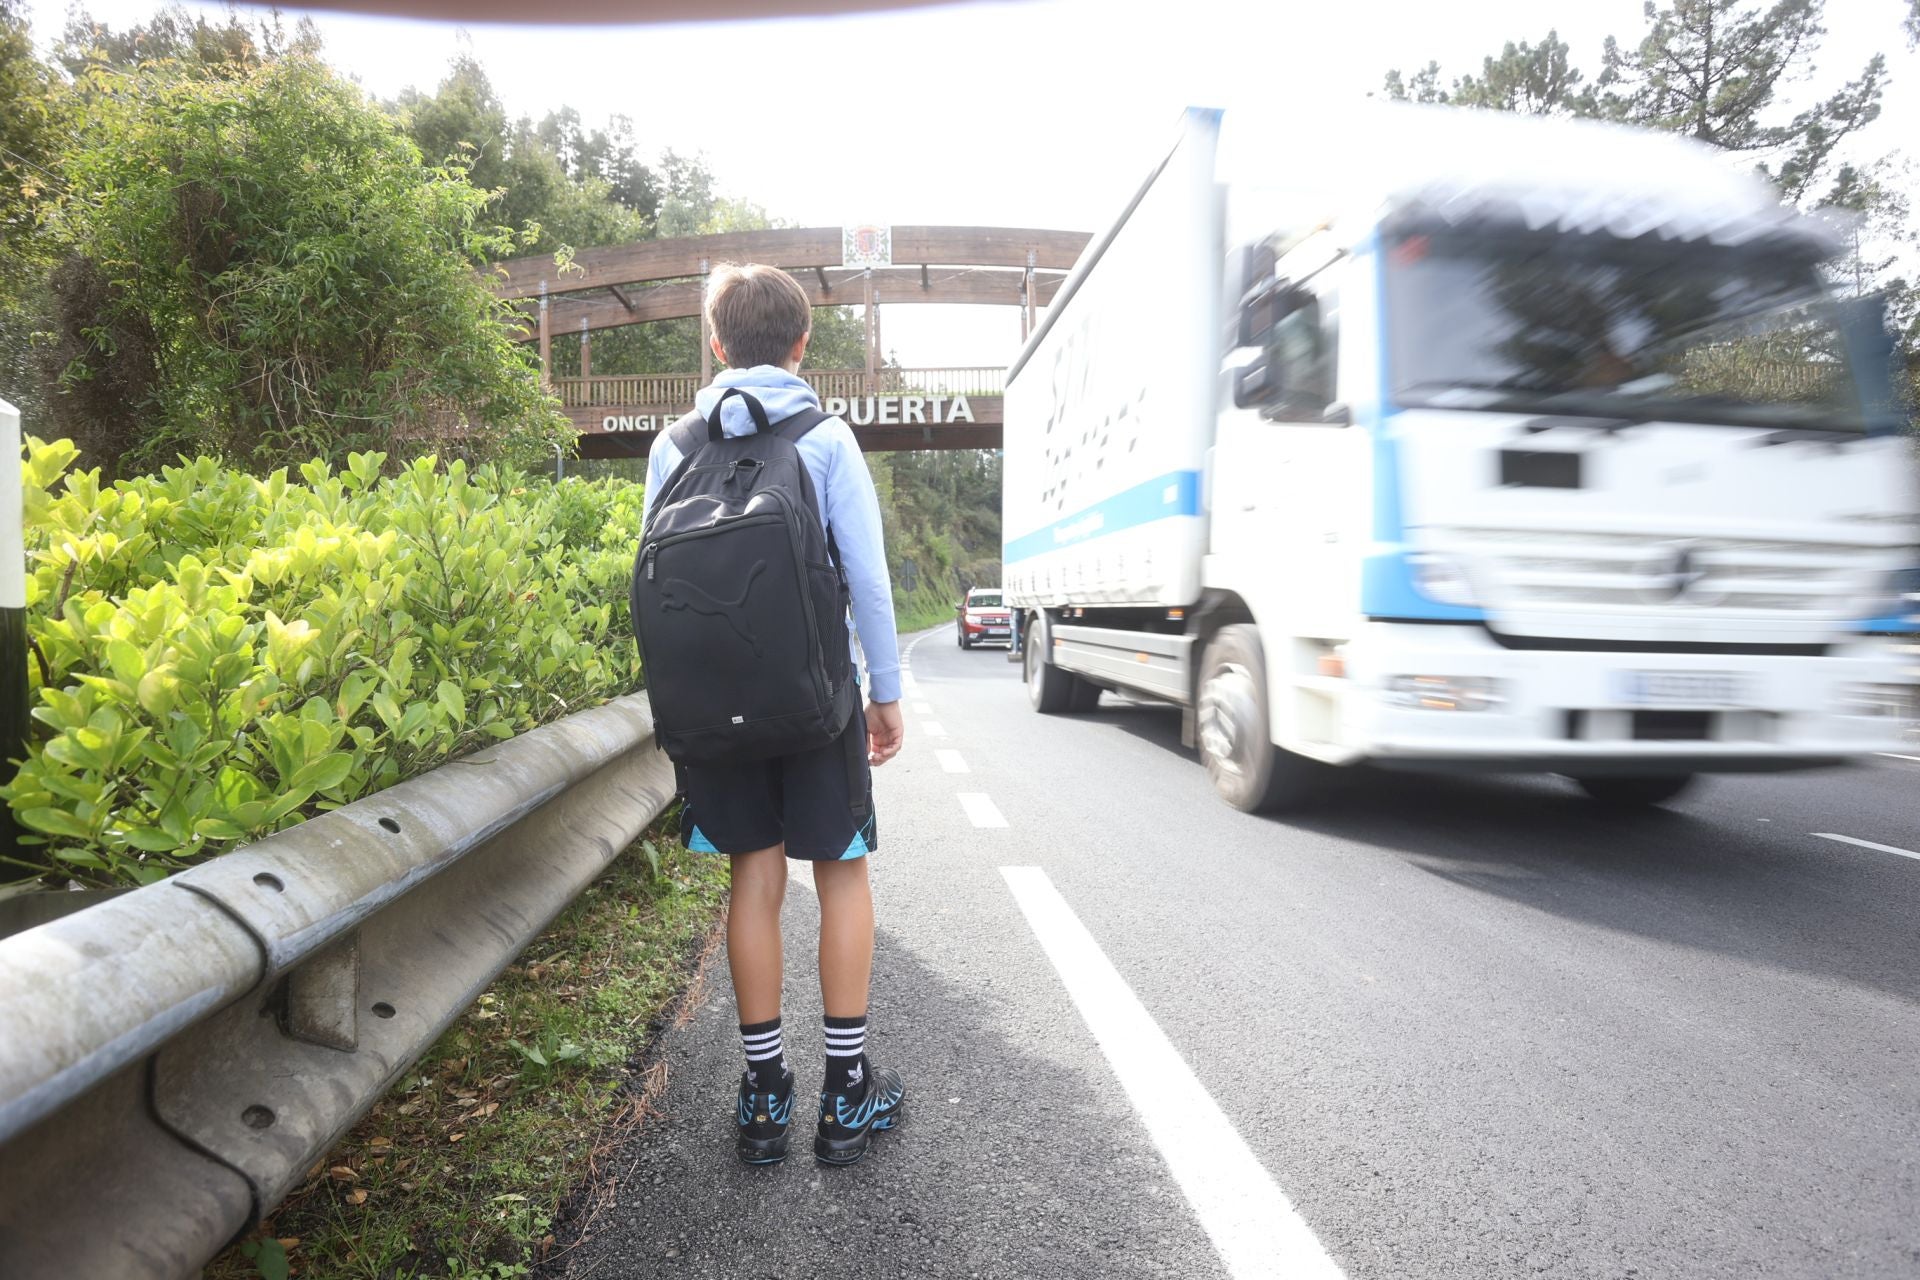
left=665, top=411, right=706, bottom=461
left=771, top=406, right=833, bottom=442
left=768, top=406, right=843, bottom=567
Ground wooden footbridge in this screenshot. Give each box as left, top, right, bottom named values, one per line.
left=494, top=225, right=1090, bottom=457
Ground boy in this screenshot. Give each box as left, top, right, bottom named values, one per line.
left=639, top=263, right=907, bottom=1166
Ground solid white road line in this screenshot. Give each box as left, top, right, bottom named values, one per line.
left=1812, top=832, right=1920, bottom=863
left=1000, top=867, right=1346, bottom=1280
left=935, top=749, right=970, bottom=774
left=1879, top=753, right=1920, bottom=763
left=923, top=720, right=948, bottom=738
left=958, top=793, right=1008, bottom=828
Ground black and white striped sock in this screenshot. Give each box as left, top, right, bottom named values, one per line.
left=740, top=1018, right=789, bottom=1090
left=823, top=1014, right=867, bottom=1093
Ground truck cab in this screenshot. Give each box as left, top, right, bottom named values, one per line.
left=1003, top=105, right=1918, bottom=811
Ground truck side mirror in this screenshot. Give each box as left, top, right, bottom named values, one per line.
left=1227, top=243, right=1278, bottom=347
left=1237, top=289, right=1278, bottom=349
left=1237, top=281, right=1309, bottom=350
left=1233, top=358, right=1277, bottom=408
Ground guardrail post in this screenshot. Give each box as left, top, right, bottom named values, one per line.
left=1, top=398, right=25, bottom=864
left=280, top=928, right=361, bottom=1052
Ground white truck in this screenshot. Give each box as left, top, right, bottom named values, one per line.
left=1002, top=104, right=1918, bottom=811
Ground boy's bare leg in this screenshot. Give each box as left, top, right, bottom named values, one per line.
left=811, top=857, right=874, bottom=1017
left=727, top=844, right=788, bottom=1024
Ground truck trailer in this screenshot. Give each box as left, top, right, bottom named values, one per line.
left=1001, top=104, right=1918, bottom=811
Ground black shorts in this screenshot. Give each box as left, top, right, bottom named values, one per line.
left=679, top=704, right=878, bottom=861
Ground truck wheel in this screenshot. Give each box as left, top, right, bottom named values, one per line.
left=1571, top=774, right=1696, bottom=808
left=1025, top=618, right=1074, bottom=714
left=1197, top=625, right=1319, bottom=813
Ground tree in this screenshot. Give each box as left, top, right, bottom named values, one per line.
left=0, top=0, right=60, bottom=418
left=1384, top=1, right=1885, bottom=206
left=54, top=4, right=320, bottom=77
left=533, top=105, right=657, bottom=219
left=41, top=56, right=566, bottom=474
left=1386, top=30, right=1595, bottom=115
left=391, top=56, right=574, bottom=250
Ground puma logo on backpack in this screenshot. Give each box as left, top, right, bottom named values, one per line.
left=660, top=561, right=767, bottom=656
left=631, top=389, right=857, bottom=765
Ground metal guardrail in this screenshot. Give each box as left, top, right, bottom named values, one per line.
left=0, top=692, right=675, bottom=1279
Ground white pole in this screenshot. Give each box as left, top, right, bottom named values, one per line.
left=1, top=398, right=26, bottom=860
left=0, top=400, right=20, bottom=612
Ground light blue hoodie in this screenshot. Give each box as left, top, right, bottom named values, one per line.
left=640, top=365, right=902, bottom=704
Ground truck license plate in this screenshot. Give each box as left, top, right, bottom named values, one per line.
left=1617, top=671, right=1747, bottom=707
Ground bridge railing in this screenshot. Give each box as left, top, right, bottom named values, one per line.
left=886, top=367, right=1005, bottom=397
left=556, top=373, right=704, bottom=408
left=806, top=369, right=870, bottom=400
left=552, top=367, right=1006, bottom=409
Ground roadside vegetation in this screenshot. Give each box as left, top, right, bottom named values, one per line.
left=2, top=440, right=645, bottom=887
left=870, top=449, right=1005, bottom=631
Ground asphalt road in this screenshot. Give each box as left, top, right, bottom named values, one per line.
left=566, top=626, right=1920, bottom=1280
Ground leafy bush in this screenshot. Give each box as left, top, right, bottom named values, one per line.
left=3, top=439, right=644, bottom=888
left=39, top=56, right=568, bottom=475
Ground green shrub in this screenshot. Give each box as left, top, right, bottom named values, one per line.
left=4, top=439, right=644, bottom=888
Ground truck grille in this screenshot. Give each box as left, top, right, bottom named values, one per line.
left=1445, top=531, right=1881, bottom=618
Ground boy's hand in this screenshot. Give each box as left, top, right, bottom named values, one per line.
left=867, top=700, right=904, bottom=766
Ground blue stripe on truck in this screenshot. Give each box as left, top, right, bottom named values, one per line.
left=1003, top=469, right=1203, bottom=563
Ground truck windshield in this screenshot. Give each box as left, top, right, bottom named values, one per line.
left=1386, top=231, right=1878, bottom=428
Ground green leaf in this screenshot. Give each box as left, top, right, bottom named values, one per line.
left=239, top=1237, right=291, bottom=1280
left=20, top=807, right=95, bottom=840
left=193, top=817, right=248, bottom=841
left=136, top=667, right=180, bottom=717
left=290, top=752, right=354, bottom=794
left=105, top=639, right=147, bottom=685
left=119, top=826, right=183, bottom=853
left=370, top=691, right=402, bottom=729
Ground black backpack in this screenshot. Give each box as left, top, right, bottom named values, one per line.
left=631, top=388, right=858, bottom=765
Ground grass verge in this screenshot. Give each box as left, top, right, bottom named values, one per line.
left=206, top=824, right=728, bottom=1280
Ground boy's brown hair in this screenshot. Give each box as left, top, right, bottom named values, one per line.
left=705, top=263, right=812, bottom=369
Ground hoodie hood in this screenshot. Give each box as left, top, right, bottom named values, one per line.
left=693, top=366, right=822, bottom=437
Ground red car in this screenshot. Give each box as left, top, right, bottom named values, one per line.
left=956, top=588, right=1013, bottom=649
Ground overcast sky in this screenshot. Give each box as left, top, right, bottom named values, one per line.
left=21, top=0, right=1920, bottom=367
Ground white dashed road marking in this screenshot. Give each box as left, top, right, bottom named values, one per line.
left=935, top=749, right=970, bottom=774
left=999, top=866, right=1346, bottom=1280
left=1812, top=832, right=1920, bottom=863
left=912, top=700, right=932, bottom=715
left=958, top=793, right=1008, bottom=828
left=923, top=721, right=948, bottom=739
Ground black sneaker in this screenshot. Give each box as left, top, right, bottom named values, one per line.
left=814, top=1060, right=906, bottom=1166
left=736, top=1071, right=795, bottom=1165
